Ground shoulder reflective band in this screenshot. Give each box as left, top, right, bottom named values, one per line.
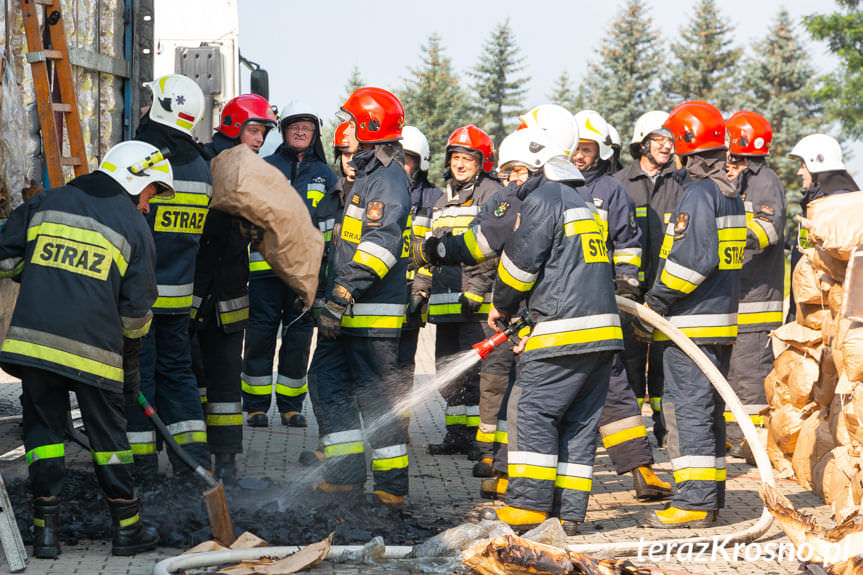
left=498, top=251, right=537, bottom=292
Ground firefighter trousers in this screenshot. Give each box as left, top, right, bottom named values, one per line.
left=477, top=322, right=514, bottom=459
left=506, top=351, right=613, bottom=522
left=311, top=335, right=409, bottom=496
left=192, top=313, right=244, bottom=455
left=21, top=366, right=135, bottom=500
left=127, top=313, right=209, bottom=471
left=396, top=327, right=420, bottom=436
left=434, top=322, right=483, bottom=443
left=725, top=329, right=772, bottom=450
left=662, top=342, right=730, bottom=511
left=622, top=327, right=666, bottom=442
left=242, top=277, right=313, bottom=415
left=597, top=352, right=654, bottom=474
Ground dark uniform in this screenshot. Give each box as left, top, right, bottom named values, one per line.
left=127, top=119, right=211, bottom=473
left=412, top=173, right=502, bottom=451
left=725, top=158, right=785, bottom=454
left=311, top=144, right=412, bottom=495
left=191, top=132, right=251, bottom=460
left=614, top=161, right=686, bottom=443
left=643, top=170, right=746, bottom=512
left=0, top=172, right=156, bottom=532
left=494, top=171, right=623, bottom=523
left=241, top=143, right=336, bottom=420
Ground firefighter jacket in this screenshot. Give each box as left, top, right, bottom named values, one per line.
left=192, top=133, right=250, bottom=333
left=643, top=169, right=746, bottom=345
left=405, top=176, right=443, bottom=329
left=492, top=172, right=624, bottom=361
left=412, top=174, right=503, bottom=323
left=614, top=161, right=686, bottom=288
left=328, top=144, right=411, bottom=338
left=312, top=177, right=349, bottom=316
left=250, top=145, right=337, bottom=279
left=735, top=158, right=786, bottom=332
left=578, top=169, right=642, bottom=278
left=0, top=172, right=157, bottom=393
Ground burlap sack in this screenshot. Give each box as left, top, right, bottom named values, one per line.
left=769, top=403, right=806, bottom=456
left=792, top=256, right=825, bottom=305
left=797, top=302, right=831, bottom=330
left=840, top=324, right=863, bottom=382
left=787, top=355, right=820, bottom=408
left=830, top=393, right=853, bottom=446
left=853, top=467, right=863, bottom=506
left=816, top=445, right=861, bottom=521
left=767, top=426, right=795, bottom=479
left=805, top=245, right=848, bottom=283
left=209, top=145, right=323, bottom=308
left=792, top=410, right=836, bottom=490
left=828, top=282, right=845, bottom=315
left=770, top=321, right=823, bottom=355
left=802, top=191, right=863, bottom=259
left=813, top=347, right=839, bottom=408
left=842, top=383, right=863, bottom=446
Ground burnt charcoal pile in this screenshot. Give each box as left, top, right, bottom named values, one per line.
left=7, top=470, right=452, bottom=549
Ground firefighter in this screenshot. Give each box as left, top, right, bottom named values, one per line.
left=0, top=141, right=169, bottom=557
left=310, top=87, right=412, bottom=505
left=614, top=110, right=685, bottom=448
left=723, top=111, right=786, bottom=461
left=484, top=127, right=624, bottom=534
left=401, top=126, right=443, bottom=435
left=637, top=101, right=745, bottom=528
left=572, top=109, right=671, bottom=501
left=787, top=133, right=859, bottom=321
left=607, top=123, right=624, bottom=173
left=192, top=94, right=277, bottom=482
left=242, top=101, right=337, bottom=428
left=413, top=124, right=503, bottom=457
left=126, top=74, right=211, bottom=480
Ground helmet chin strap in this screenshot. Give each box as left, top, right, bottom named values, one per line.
left=641, top=141, right=670, bottom=170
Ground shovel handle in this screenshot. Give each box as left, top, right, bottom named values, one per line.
left=137, top=394, right=218, bottom=489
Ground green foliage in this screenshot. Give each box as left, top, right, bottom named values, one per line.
left=398, top=33, right=473, bottom=186
left=662, top=0, right=741, bottom=112
left=547, top=70, right=578, bottom=112
left=468, top=18, right=530, bottom=146
left=738, top=8, right=822, bottom=237
left=322, top=66, right=366, bottom=169
left=804, top=0, right=863, bottom=138
left=576, top=0, right=666, bottom=143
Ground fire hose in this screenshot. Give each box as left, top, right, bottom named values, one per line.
left=152, top=298, right=775, bottom=574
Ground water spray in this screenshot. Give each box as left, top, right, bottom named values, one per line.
left=472, top=314, right=530, bottom=360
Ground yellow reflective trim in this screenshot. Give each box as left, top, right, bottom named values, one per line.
left=674, top=468, right=726, bottom=482
left=635, top=207, right=647, bottom=217
left=564, top=218, right=600, bottom=237
left=176, top=118, right=194, bottom=131
left=654, top=325, right=736, bottom=341
left=340, top=216, right=362, bottom=244
left=28, top=223, right=128, bottom=275
left=738, top=311, right=783, bottom=325
left=26, top=443, right=65, bottom=465
left=497, top=261, right=535, bottom=292
left=413, top=225, right=431, bottom=237
left=445, top=414, right=467, bottom=425
left=747, top=220, right=770, bottom=249
left=130, top=443, right=156, bottom=455
left=494, top=430, right=508, bottom=444
left=149, top=192, right=210, bottom=207
left=429, top=303, right=462, bottom=316
left=463, top=228, right=488, bottom=263
left=418, top=267, right=433, bottom=277
left=660, top=268, right=699, bottom=294
left=341, top=315, right=404, bottom=329
left=650, top=397, right=661, bottom=411
left=466, top=415, right=481, bottom=427
left=276, top=382, right=308, bottom=397
left=601, top=424, right=648, bottom=448
left=241, top=381, right=272, bottom=395
left=463, top=291, right=484, bottom=303
left=220, top=308, right=249, bottom=325
left=101, top=161, right=117, bottom=172
left=206, top=413, right=243, bottom=426
left=509, top=463, right=557, bottom=481
left=582, top=232, right=609, bottom=263
left=118, top=513, right=140, bottom=528
left=3, top=339, right=123, bottom=382
left=153, top=206, right=208, bottom=234
left=92, top=450, right=134, bottom=465
left=123, top=316, right=152, bottom=339
left=307, top=189, right=325, bottom=207
left=249, top=260, right=273, bottom=272
left=476, top=430, right=495, bottom=444
left=353, top=250, right=390, bottom=278
left=524, top=326, right=622, bottom=352
left=659, top=234, right=673, bottom=260
left=724, top=412, right=764, bottom=425
left=371, top=455, right=409, bottom=471
left=174, top=431, right=207, bottom=445
left=798, top=227, right=812, bottom=250
left=433, top=215, right=475, bottom=232
left=717, top=227, right=747, bottom=242
left=554, top=476, right=592, bottom=492
left=718, top=240, right=746, bottom=270
left=323, top=442, right=365, bottom=457
left=154, top=295, right=193, bottom=309
left=33, top=518, right=45, bottom=527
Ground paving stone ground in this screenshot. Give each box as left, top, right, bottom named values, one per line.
left=0, top=326, right=832, bottom=574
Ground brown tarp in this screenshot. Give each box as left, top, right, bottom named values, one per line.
left=209, top=145, right=323, bottom=308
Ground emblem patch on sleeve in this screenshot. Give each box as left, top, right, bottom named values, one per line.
left=366, top=201, right=384, bottom=221
left=674, top=213, right=690, bottom=235
left=494, top=201, right=511, bottom=217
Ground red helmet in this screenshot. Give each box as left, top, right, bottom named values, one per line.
left=663, top=101, right=726, bottom=156
left=218, top=94, right=277, bottom=139
left=446, top=125, right=495, bottom=173
left=339, top=87, right=404, bottom=143
left=726, top=111, right=772, bottom=157
left=333, top=120, right=351, bottom=152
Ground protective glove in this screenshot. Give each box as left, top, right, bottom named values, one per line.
left=407, top=291, right=428, bottom=324
left=411, top=235, right=447, bottom=268
left=234, top=217, right=265, bottom=247
left=459, top=291, right=484, bottom=318
left=614, top=274, right=641, bottom=301
left=122, top=337, right=144, bottom=405
left=319, top=286, right=352, bottom=340
left=631, top=304, right=655, bottom=343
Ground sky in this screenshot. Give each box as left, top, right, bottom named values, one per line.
left=236, top=0, right=860, bottom=175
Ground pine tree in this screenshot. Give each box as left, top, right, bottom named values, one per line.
left=547, top=70, right=578, bottom=111
left=662, top=0, right=742, bottom=112
left=398, top=33, right=472, bottom=185
left=739, top=9, right=822, bottom=218
left=468, top=18, right=530, bottom=146
left=576, top=0, right=665, bottom=145
left=804, top=0, right=863, bottom=138
left=323, top=67, right=366, bottom=168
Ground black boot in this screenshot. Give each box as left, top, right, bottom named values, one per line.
left=109, top=498, right=159, bottom=556
left=33, top=496, right=61, bottom=559
left=214, top=453, right=236, bottom=484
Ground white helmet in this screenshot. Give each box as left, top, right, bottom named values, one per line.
left=608, top=123, right=621, bottom=150
left=574, top=110, right=613, bottom=160
left=518, top=104, right=579, bottom=157
left=146, top=74, right=205, bottom=136
left=401, top=126, right=431, bottom=171
left=498, top=127, right=583, bottom=183
left=98, top=141, right=174, bottom=197
left=278, top=99, right=322, bottom=131
left=789, top=134, right=845, bottom=173
left=630, top=110, right=671, bottom=157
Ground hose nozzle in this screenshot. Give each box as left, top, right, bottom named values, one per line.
left=472, top=315, right=530, bottom=360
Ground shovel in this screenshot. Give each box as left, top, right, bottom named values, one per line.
left=136, top=393, right=235, bottom=545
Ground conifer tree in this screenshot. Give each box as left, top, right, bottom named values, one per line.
left=662, top=0, right=741, bottom=112
left=576, top=0, right=665, bottom=142
left=548, top=70, right=578, bottom=112
left=399, top=33, right=472, bottom=185
left=323, top=66, right=366, bottom=167
left=468, top=19, right=530, bottom=145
